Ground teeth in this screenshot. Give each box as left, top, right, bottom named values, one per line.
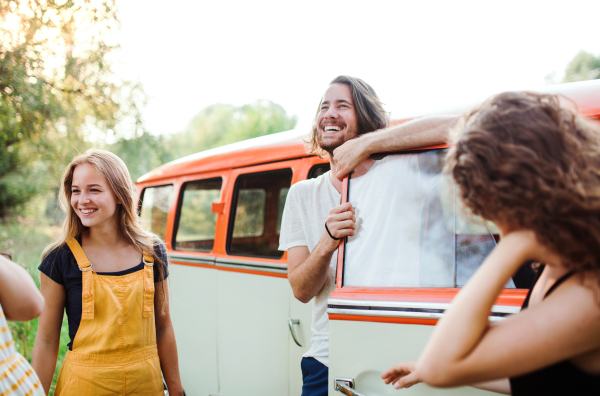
left=81, top=209, right=96, bottom=214
left=324, top=126, right=341, bottom=132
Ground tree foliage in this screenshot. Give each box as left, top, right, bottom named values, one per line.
left=109, top=132, right=173, bottom=181
left=166, top=100, right=298, bottom=160
left=109, top=100, right=298, bottom=181
left=0, top=0, right=144, bottom=217
left=0, top=2, right=297, bottom=215
left=562, top=50, right=600, bottom=83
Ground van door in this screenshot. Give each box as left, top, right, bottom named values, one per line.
left=327, top=150, right=529, bottom=395
left=215, top=162, right=295, bottom=396
left=166, top=173, right=227, bottom=396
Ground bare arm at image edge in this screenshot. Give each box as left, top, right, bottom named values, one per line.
left=0, top=255, right=44, bottom=321
left=332, top=116, right=458, bottom=180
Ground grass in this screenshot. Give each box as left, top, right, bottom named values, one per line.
left=1, top=218, right=68, bottom=396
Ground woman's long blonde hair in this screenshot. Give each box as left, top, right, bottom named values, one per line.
left=42, top=149, right=167, bottom=306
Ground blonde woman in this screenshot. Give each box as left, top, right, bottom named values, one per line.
left=32, top=149, right=183, bottom=395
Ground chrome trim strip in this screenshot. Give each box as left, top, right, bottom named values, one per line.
left=169, top=254, right=216, bottom=265
left=216, top=257, right=288, bottom=269
left=216, top=261, right=287, bottom=274
left=327, top=298, right=521, bottom=315
left=215, top=258, right=288, bottom=273
left=329, top=298, right=451, bottom=310
left=327, top=308, right=506, bottom=322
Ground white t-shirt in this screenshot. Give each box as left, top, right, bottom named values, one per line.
left=278, top=155, right=422, bottom=367
left=278, top=171, right=340, bottom=367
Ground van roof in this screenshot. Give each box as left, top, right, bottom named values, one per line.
left=137, top=79, right=600, bottom=184
left=137, top=128, right=311, bottom=183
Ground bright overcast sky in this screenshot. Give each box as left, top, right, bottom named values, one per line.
left=114, top=0, right=600, bottom=136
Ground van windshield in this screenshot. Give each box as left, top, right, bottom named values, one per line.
left=342, top=149, right=516, bottom=289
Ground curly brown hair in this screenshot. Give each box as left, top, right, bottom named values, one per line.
left=306, top=75, right=388, bottom=158
left=446, top=91, right=600, bottom=273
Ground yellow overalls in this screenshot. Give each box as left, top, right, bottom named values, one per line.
left=55, top=239, right=164, bottom=395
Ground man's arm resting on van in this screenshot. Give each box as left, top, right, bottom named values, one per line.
left=288, top=202, right=355, bottom=303
left=333, top=115, right=458, bottom=180
left=0, top=255, right=44, bottom=321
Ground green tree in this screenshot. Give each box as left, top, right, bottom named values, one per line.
left=107, top=100, right=298, bottom=183
left=167, top=100, right=298, bottom=160
left=562, top=50, right=600, bottom=83
left=109, top=132, right=174, bottom=181
left=0, top=0, right=144, bottom=217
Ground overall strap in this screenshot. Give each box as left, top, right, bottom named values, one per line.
left=66, top=238, right=95, bottom=320
left=142, top=250, right=155, bottom=318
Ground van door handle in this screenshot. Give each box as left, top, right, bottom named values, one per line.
left=334, top=378, right=366, bottom=396
left=288, top=318, right=302, bottom=347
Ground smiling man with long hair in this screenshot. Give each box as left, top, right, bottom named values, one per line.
left=279, top=75, right=457, bottom=396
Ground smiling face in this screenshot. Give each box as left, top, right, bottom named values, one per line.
left=316, top=83, right=359, bottom=155
left=70, top=163, right=120, bottom=230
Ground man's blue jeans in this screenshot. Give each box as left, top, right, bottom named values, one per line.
left=301, top=357, right=328, bottom=396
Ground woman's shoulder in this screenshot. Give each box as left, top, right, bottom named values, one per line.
left=540, top=271, right=600, bottom=331
left=39, top=242, right=77, bottom=284
left=41, top=242, right=73, bottom=265
left=571, top=271, right=600, bottom=306
left=148, top=236, right=169, bottom=282
left=150, top=236, right=167, bottom=255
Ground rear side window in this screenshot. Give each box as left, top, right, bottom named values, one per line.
left=309, top=163, right=330, bottom=179
left=228, top=169, right=293, bottom=258
left=342, top=150, right=532, bottom=288
left=174, top=178, right=222, bottom=252
left=140, top=185, right=174, bottom=241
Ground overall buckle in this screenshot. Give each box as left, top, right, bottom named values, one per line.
left=143, top=258, right=154, bottom=267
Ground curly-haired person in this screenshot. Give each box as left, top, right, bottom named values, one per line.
left=382, top=91, right=600, bottom=395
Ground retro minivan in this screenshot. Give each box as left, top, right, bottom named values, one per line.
left=135, top=80, right=600, bottom=396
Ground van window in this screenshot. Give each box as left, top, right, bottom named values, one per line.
left=228, top=169, right=293, bottom=258
left=232, top=189, right=266, bottom=237
left=309, top=164, right=330, bottom=179
left=342, top=150, right=528, bottom=288
left=140, top=185, right=174, bottom=241
left=276, top=187, right=289, bottom=233
left=174, top=178, right=222, bottom=252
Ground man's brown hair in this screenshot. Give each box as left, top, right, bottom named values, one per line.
left=446, top=91, right=600, bottom=274
left=307, top=75, right=388, bottom=157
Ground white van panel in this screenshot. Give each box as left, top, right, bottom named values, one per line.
left=169, top=264, right=219, bottom=395
left=329, top=320, right=499, bottom=395
left=288, top=293, right=313, bottom=396
left=217, top=270, right=290, bottom=395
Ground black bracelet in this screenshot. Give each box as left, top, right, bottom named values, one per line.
left=324, top=222, right=340, bottom=240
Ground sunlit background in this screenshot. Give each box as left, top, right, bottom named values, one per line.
left=1, top=1, right=600, bottom=393
left=116, top=0, right=600, bottom=134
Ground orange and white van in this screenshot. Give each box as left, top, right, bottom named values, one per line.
left=135, top=80, right=600, bottom=396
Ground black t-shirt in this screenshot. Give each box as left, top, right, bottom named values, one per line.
left=38, top=236, right=169, bottom=350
